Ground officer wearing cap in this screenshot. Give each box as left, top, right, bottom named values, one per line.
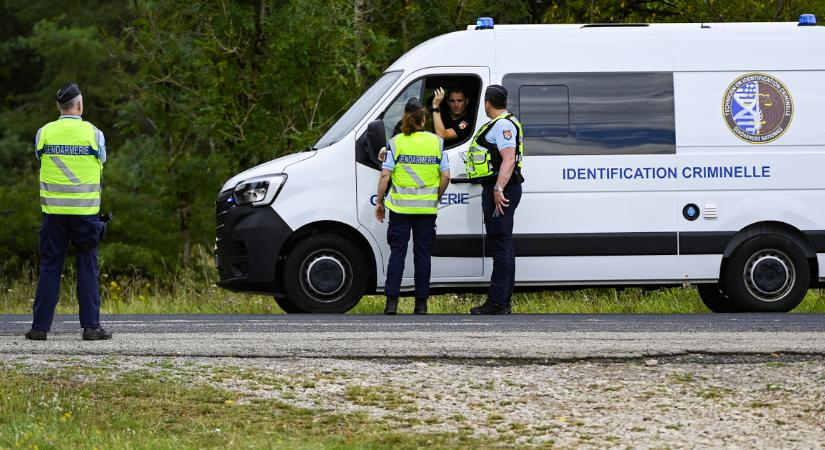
left=469, top=85, right=525, bottom=315
left=24, top=82, right=112, bottom=341
left=375, top=97, right=450, bottom=315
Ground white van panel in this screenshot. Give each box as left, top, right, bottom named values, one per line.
left=674, top=71, right=825, bottom=147
left=276, top=137, right=359, bottom=231
left=495, top=34, right=674, bottom=75
left=516, top=255, right=677, bottom=283
left=678, top=255, right=723, bottom=280
left=674, top=32, right=825, bottom=72
left=818, top=255, right=825, bottom=278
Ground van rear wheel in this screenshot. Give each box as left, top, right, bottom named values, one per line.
left=282, top=233, right=366, bottom=314
left=722, top=234, right=809, bottom=313
left=696, top=284, right=740, bottom=313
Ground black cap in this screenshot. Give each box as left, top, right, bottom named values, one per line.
left=485, top=84, right=508, bottom=106
left=404, top=97, right=423, bottom=113
left=57, top=82, right=81, bottom=104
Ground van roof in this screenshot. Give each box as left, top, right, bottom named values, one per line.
left=464, top=22, right=821, bottom=33
left=386, top=21, right=825, bottom=73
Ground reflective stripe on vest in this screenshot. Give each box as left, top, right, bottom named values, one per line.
left=385, top=131, right=441, bottom=215
left=470, top=112, right=525, bottom=169
left=36, top=118, right=102, bottom=215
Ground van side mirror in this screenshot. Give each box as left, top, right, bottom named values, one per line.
left=365, top=119, right=387, bottom=166
left=356, top=119, right=387, bottom=170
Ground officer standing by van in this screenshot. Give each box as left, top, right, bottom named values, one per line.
left=468, top=85, right=525, bottom=315
left=375, top=97, right=450, bottom=315
left=24, top=82, right=112, bottom=341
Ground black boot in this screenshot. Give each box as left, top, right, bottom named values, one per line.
left=470, top=301, right=510, bottom=315
left=384, top=297, right=398, bottom=315
left=24, top=329, right=47, bottom=340
left=82, top=327, right=112, bottom=341
left=414, top=298, right=427, bottom=315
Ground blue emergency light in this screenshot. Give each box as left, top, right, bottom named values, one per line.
left=476, top=17, right=494, bottom=30
left=799, top=14, right=816, bottom=26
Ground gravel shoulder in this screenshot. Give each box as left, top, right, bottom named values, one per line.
left=3, top=354, right=824, bottom=449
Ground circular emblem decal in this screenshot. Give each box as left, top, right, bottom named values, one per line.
left=723, top=73, right=793, bottom=144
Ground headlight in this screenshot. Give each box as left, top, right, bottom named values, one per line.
left=233, top=174, right=287, bottom=206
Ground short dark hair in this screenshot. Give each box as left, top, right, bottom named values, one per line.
left=448, top=88, right=467, bottom=98
left=484, top=85, right=508, bottom=109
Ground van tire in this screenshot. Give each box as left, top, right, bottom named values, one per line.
left=274, top=297, right=302, bottom=314
left=722, top=234, right=809, bottom=312
left=282, top=233, right=366, bottom=313
left=696, top=284, right=740, bottom=313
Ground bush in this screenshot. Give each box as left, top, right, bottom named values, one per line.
left=99, top=242, right=164, bottom=278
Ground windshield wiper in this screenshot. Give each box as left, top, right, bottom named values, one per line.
left=300, top=146, right=318, bottom=152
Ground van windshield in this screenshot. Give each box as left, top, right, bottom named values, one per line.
left=314, top=71, right=402, bottom=149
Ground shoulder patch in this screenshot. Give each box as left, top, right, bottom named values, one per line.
left=503, top=129, right=512, bottom=140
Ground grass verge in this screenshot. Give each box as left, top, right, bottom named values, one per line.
left=0, top=364, right=489, bottom=449
left=3, top=266, right=825, bottom=314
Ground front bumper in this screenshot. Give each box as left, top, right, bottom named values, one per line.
left=215, top=190, right=293, bottom=295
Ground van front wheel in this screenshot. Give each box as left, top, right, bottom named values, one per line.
left=722, top=235, right=809, bottom=313
left=696, top=284, right=740, bottom=313
left=282, top=233, right=366, bottom=313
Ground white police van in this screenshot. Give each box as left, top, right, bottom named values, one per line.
left=216, top=15, right=825, bottom=313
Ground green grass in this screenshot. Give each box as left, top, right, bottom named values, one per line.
left=0, top=365, right=491, bottom=449
left=3, top=265, right=825, bottom=314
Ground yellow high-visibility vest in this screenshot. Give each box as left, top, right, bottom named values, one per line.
left=36, top=118, right=102, bottom=215
left=385, top=131, right=442, bottom=215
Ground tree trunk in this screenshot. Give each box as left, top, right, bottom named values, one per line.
left=179, top=201, right=191, bottom=267
left=353, top=0, right=366, bottom=85
left=400, top=0, right=409, bottom=52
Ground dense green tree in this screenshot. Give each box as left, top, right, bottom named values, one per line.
left=1, top=0, right=823, bottom=277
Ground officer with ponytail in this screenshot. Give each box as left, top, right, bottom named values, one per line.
left=466, top=85, right=525, bottom=315
left=375, top=97, right=450, bottom=315
left=24, top=82, right=112, bottom=341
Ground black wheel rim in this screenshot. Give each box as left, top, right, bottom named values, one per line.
left=743, top=249, right=795, bottom=303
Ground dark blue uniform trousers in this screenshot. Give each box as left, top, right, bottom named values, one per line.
left=384, top=210, right=437, bottom=300
left=32, top=214, right=104, bottom=332
left=482, top=183, right=522, bottom=307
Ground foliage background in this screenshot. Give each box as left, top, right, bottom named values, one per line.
left=1, top=0, right=822, bottom=279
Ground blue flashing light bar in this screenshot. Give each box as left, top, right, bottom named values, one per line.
left=799, top=14, right=816, bottom=26
left=476, top=17, right=494, bottom=30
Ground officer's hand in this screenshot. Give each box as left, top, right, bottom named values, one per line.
left=375, top=202, right=386, bottom=223
left=494, top=191, right=509, bottom=216
left=377, top=146, right=387, bottom=162
left=432, top=87, right=445, bottom=109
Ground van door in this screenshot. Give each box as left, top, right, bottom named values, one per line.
left=503, top=72, right=680, bottom=284
left=356, top=67, right=490, bottom=282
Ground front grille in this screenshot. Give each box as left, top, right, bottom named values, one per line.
left=215, top=190, right=234, bottom=243
left=216, top=190, right=236, bottom=281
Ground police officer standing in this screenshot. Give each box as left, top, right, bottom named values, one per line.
left=375, top=97, right=450, bottom=315
left=469, top=85, right=525, bottom=315
left=25, top=82, right=112, bottom=341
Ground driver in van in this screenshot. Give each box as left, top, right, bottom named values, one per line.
left=432, top=87, right=473, bottom=146
left=379, top=87, right=473, bottom=162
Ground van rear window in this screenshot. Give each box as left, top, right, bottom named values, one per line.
left=504, top=72, right=675, bottom=155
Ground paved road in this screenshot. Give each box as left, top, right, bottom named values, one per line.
left=2, top=314, right=824, bottom=359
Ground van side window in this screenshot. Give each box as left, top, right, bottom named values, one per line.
left=519, top=85, right=570, bottom=137
left=382, top=80, right=424, bottom=140
left=504, top=72, right=675, bottom=155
